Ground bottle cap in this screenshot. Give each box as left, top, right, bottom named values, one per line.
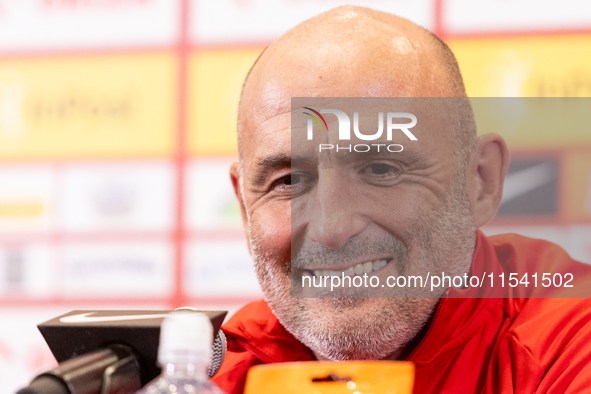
left=158, top=311, right=213, bottom=364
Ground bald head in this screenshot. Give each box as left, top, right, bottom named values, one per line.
left=238, top=6, right=476, bottom=163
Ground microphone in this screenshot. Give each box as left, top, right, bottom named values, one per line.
left=16, top=309, right=227, bottom=394
left=173, top=307, right=227, bottom=378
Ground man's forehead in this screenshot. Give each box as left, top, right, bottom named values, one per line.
left=243, top=98, right=460, bottom=174
left=236, top=6, right=469, bottom=164
left=238, top=57, right=454, bottom=154
left=242, top=111, right=291, bottom=167
left=239, top=74, right=446, bottom=155
left=237, top=16, right=447, bottom=120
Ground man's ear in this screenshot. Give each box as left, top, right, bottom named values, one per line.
left=230, top=162, right=251, bottom=241
left=467, top=133, right=510, bottom=228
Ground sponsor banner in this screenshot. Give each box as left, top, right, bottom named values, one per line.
left=563, top=151, right=591, bottom=222
left=0, top=0, right=179, bottom=52
left=0, top=164, right=55, bottom=233
left=445, top=0, right=591, bottom=34
left=0, top=242, right=58, bottom=298
left=496, top=157, right=559, bottom=218
left=190, top=0, right=434, bottom=44
left=188, top=49, right=263, bottom=155
left=62, top=241, right=173, bottom=298
left=0, top=53, right=177, bottom=159
left=468, top=97, right=591, bottom=150
left=184, top=240, right=261, bottom=297
left=59, top=161, right=175, bottom=232
left=450, top=35, right=591, bottom=98
left=185, top=159, right=243, bottom=230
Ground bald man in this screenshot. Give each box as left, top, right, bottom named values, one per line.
left=212, top=6, right=591, bottom=394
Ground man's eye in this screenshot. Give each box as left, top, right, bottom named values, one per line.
left=366, top=163, right=399, bottom=176
left=273, top=174, right=300, bottom=188
left=286, top=174, right=301, bottom=185
left=368, top=163, right=394, bottom=175
left=360, top=163, right=401, bottom=185
left=272, top=173, right=311, bottom=194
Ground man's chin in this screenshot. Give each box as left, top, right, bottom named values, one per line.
left=266, top=294, right=440, bottom=361
left=290, top=298, right=401, bottom=361
left=295, top=297, right=393, bottom=335
left=305, top=296, right=377, bottom=310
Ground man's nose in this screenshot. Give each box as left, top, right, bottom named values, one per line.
left=306, top=170, right=368, bottom=249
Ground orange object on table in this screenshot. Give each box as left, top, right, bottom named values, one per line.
left=244, top=360, right=414, bottom=394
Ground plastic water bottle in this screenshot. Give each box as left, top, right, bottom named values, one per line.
left=135, top=312, right=227, bottom=394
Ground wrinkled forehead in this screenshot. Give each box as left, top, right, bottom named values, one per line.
left=240, top=97, right=462, bottom=176
left=237, top=14, right=463, bottom=166
left=237, top=33, right=446, bottom=135
left=238, top=77, right=462, bottom=167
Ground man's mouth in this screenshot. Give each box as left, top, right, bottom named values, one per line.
left=304, top=258, right=393, bottom=278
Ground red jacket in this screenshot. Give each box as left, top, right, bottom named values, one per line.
left=212, top=232, right=591, bottom=393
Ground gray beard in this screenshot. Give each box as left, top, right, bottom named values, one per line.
left=248, top=172, right=476, bottom=360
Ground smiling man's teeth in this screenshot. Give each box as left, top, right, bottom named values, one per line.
left=313, top=259, right=390, bottom=277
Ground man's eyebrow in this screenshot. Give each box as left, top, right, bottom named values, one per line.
left=256, top=153, right=292, bottom=169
